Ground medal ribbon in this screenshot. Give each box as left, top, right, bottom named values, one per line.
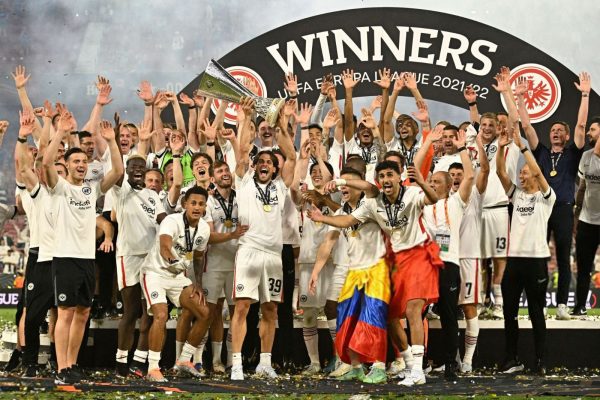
left=214, top=189, right=236, bottom=222
left=383, top=185, right=406, bottom=229
left=343, top=193, right=365, bottom=233
left=550, top=151, right=563, bottom=173
left=254, top=179, right=272, bottom=207
left=183, top=213, right=199, bottom=253
left=401, top=141, right=417, bottom=165
left=432, top=198, right=451, bottom=229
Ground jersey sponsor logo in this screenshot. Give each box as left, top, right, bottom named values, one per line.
left=58, top=293, right=67, bottom=302
left=27, top=283, right=34, bottom=291
left=384, top=214, right=409, bottom=230
left=516, top=204, right=536, bottom=216
left=255, top=193, right=279, bottom=205
left=212, top=65, right=267, bottom=126
left=140, top=203, right=156, bottom=216
left=501, top=63, right=561, bottom=124
left=151, top=291, right=159, bottom=299
left=236, top=283, right=244, bottom=292
left=82, top=187, right=92, bottom=195
left=174, top=242, right=187, bottom=255
left=584, top=173, right=600, bottom=183
left=68, top=197, right=92, bottom=209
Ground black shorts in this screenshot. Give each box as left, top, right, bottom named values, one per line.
left=52, top=257, right=95, bottom=308
left=26, top=260, right=54, bottom=310
left=22, top=248, right=39, bottom=304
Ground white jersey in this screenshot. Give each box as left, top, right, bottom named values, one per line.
left=204, top=190, right=238, bottom=272
left=282, top=190, right=301, bottom=246
left=84, top=159, right=105, bottom=185
left=433, top=153, right=462, bottom=173
left=459, top=187, right=484, bottom=259
left=112, top=180, right=165, bottom=256
left=352, top=186, right=428, bottom=252
left=142, top=213, right=210, bottom=277
left=49, top=177, right=102, bottom=259
left=29, top=184, right=55, bottom=262
left=298, top=202, right=333, bottom=264
left=102, top=149, right=134, bottom=213
left=423, top=194, right=466, bottom=266
left=507, top=185, right=556, bottom=258
left=235, top=170, right=287, bottom=255
left=330, top=198, right=386, bottom=270
left=220, top=140, right=237, bottom=177
left=345, top=138, right=379, bottom=183
left=477, top=139, right=520, bottom=208
left=159, top=190, right=178, bottom=215
left=578, top=149, right=600, bottom=225
left=332, top=233, right=350, bottom=267
left=16, top=183, right=37, bottom=248
left=386, top=138, right=422, bottom=180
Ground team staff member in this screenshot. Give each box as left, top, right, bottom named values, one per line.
left=496, top=127, right=556, bottom=375
left=573, top=117, right=600, bottom=315
left=141, top=186, right=212, bottom=382
left=42, top=117, right=123, bottom=384
left=421, top=129, right=474, bottom=380
left=518, top=73, right=588, bottom=319
left=229, top=99, right=296, bottom=381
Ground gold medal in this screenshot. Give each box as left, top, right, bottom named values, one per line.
left=263, top=204, right=272, bottom=212
left=224, top=219, right=233, bottom=228
left=185, top=252, right=193, bottom=261
left=315, top=221, right=322, bottom=226
left=550, top=170, right=557, bottom=177
left=350, top=230, right=359, bottom=238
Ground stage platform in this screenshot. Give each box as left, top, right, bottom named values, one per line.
left=1, top=372, right=599, bottom=397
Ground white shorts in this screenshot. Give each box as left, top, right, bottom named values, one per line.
left=141, top=271, right=192, bottom=314
left=328, top=263, right=348, bottom=302
left=202, top=270, right=234, bottom=305
left=458, top=258, right=484, bottom=305
left=481, top=207, right=510, bottom=259
left=234, top=246, right=283, bottom=304
left=298, top=262, right=332, bottom=308
left=116, top=254, right=146, bottom=290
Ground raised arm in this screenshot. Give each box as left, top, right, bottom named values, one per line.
left=196, top=96, right=214, bottom=148
left=463, top=85, right=480, bottom=125
left=496, top=129, right=514, bottom=193
left=152, top=91, right=169, bottom=152
left=383, top=76, right=405, bottom=144
left=291, top=140, right=310, bottom=205
left=168, top=133, right=184, bottom=208
left=453, top=130, right=474, bottom=203
left=513, top=124, right=549, bottom=193
left=179, top=93, right=199, bottom=151
left=342, top=69, right=358, bottom=142
left=137, top=80, right=154, bottom=131
left=0, top=121, right=8, bottom=149
left=475, top=132, right=490, bottom=194
left=311, top=75, right=333, bottom=124
left=165, top=91, right=186, bottom=134
left=43, top=112, right=72, bottom=189
left=573, top=72, right=591, bottom=149
left=414, top=125, right=442, bottom=172
left=12, top=66, right=42, bottom=138
left=16, top=110, right=39, bottom=191
left=235, top=98, right=255, bottom=178
left=99, top=120, right=125, bottom=194
left=403, top=72, right=424, bottom=104
left=409, top=164, right=438, bottom=205
left=324, top=177, right=379, bottom=198
left=374, top=68, right=391, bottom=132
left=514, top=76, right=539, bottom=150
left=277, top=102, right=297, bottom=188
left=492, top=67, right=518, bottom=126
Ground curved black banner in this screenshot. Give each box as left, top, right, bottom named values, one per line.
left=180, top=8, right=600, bottom=141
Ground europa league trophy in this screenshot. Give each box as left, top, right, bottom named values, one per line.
left=196, top=59, right=285, bottom=127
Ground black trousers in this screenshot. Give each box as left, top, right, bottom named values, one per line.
left=23, top=261, right=54, bottom=366
left=16, top=248, right=38, bottom=327
left=546, top=203, right=574, bottom=305
left=437, top=262, right=460, bottom=367
left=95, top=211, right=117, bottom=309
left=575, top=220, right=600, bottom=309
left=502, top=258, right=547, bottom=361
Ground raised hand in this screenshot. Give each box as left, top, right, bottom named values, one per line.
left=342, top=69, right=358, bottom=89
left=299, top=139, right=311, bottom=159
left=374, top=68, right=391, bottom=89
left=294, top=102, right=313, bottom=125
left=411, top=100, right=429, bottom=123
left=239, top=96, right=255, bottom=119
left=96, top=75, right=110, bottom=91
left=192, top=90, right=205, bottom=107
left=498, top=128, right=511, bottom=148
left=283, top=98, right=297, bottom=117
left=514, top=76, right=527, bottom=96
left=202, top=118, right=218, bottom=142
left=406, top=165, right=425, bottom=185
left=574, top=72, right=591, bottom=93
left=170, top=130, right=185, bottom=154
left=219, top=128, right=236, bottom=142
left=492, top=73, right=510, bottom=93
left=360, top=108, right=377, bottom=129
left=12, top=65, right=30, bottom=89
left=284, top=72, right=298, bottom=94
left=321, top=73, right=334, bottom=95
left=178, top=92, right=195, bottom=107
left=464, top=85, right=477, bottom=103
left=97, top=84, right=113, bottom=105
left=428, top=124, right=444, bottom=143
left=137, top=81, right=154, bottom=103
left=33, top=107, right=45, bottom=118
left=393, top=73, right=406, bottom=92
left=370, top=95, right=383, bottom=111
left=403, top=72, right=418, bottom=90
left=100, top=120, right=115, bottom=141
left=138, top=120, right=152, bottom=142
left=19, top=109, right=35, bottom=137
left=452, top=128, right=467, bottom=149
left=0, top=121, right=9, bottom=136
left=500, top=66, right=511, bottom=80
left=323, top=108, right=340, bottom=130
left=43, top=100, right=55, bottom=119
left=306, top=204, right=324, bottom=222
left=164, top=91, right=177, bottom=103
left=153, top=91, right=169, bottom=111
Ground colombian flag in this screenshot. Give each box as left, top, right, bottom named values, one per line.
left=335, top=258, right=391, bottom=364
